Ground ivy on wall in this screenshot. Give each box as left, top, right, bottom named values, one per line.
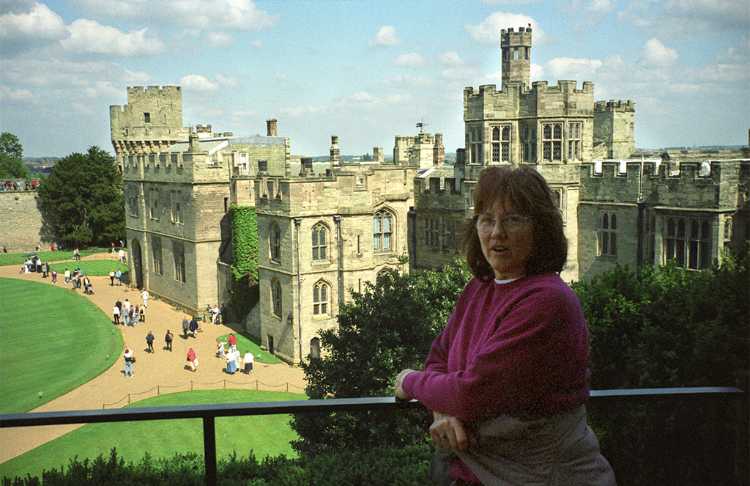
left=230, top=205, right=259, bottom=282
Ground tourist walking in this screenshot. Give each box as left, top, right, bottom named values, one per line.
left=141, top=289, right=149, bottom=308
left=109, top=271, right=115, bottom=286
left=51, top=270, right=57, bottom=285
left=228, top=333, right=237, bottom=352
left=189, top=317, right=199, bottom=337
left=123, top=348, right=135, bottom=377
left=186, top=348, right=199, bottom=372
left=243, top=352, right=254, bottom=374
left=63, top=268, right=70, bottom=284
left=216, top=340, right=226, bottom=358
left=146, top=331, right=155, bottom=353
left=164, top=330, right=173, bottom=351
left=118, top=248, right=126, bottom=263
left=115, top=269, right=122, bottom=286
left=181, top=318, right=190, bottom=339
left=113, top=304, right=120, bottom=324
left=73, top=248, right=80, bottom=261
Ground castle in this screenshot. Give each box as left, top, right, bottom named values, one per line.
left=111, top=27, right=749, bottom=363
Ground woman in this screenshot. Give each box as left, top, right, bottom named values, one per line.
left=394, top=167, right=615, bottom=485
left=186, top=347, right=198, bottom=372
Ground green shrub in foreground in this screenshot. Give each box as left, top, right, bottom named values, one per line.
left=1, top=444, right=432, bottom=486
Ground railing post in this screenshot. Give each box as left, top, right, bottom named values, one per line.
left=223, top=379, right=226, bottom=390
left=286, top=383, right=289, bottom=393
left=202, top=416, right=217, bottom=486
left=256, top=380, right=258, bottom=391
left=157, top=385, right=160, bottom=396
left=127, top=394, right=131, bottom=406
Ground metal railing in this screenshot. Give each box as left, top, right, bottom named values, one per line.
left=1, top=386, right=746, bottom=486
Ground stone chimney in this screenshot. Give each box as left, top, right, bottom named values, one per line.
left=266, top=119, right=278, bottom=137
left=330, top=135, right=341, bottom=165
left=433, top=133, right=445, bottom=166
left=373, top=146, right=384, bottom=163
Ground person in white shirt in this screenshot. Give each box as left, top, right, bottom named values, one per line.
left=141, top=289, right=149, bottom=308
left=243, top=352, right=254, bottom=374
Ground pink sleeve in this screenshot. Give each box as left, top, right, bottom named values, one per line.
left=402, top=288, right=583, bottom=422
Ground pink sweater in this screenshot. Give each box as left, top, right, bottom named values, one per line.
left=402, top=273, right=590, bottom=423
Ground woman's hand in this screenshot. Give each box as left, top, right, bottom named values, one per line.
left=430, top=412, right=472, bottom=451
left=394, top=369, right=416, bottom=400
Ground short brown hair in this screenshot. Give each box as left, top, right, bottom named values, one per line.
left=462, top=166, right=567, bottom=279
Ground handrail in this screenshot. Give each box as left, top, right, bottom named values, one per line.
left=0, top=386, right=746, bottom=486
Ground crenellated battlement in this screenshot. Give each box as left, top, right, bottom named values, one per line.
left=532, top=80, right=594, bottom=94
left=595, top=99, right=635, bottom=112
left=500, top=27, right=532, bottom=47
left=126, top=85, right=181, bottom=97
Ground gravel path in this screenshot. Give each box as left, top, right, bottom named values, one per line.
left=0, top=259, right=306, bottom=464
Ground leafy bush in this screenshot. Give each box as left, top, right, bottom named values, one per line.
left=1, top=445, right=432, bottom=486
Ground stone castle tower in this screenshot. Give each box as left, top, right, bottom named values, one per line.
left=501, top=26, right=532, bottom=90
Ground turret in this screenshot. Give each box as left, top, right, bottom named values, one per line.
left=266, top=119, right=278, bottom=137
left=501, top=26, right=532, bottom=90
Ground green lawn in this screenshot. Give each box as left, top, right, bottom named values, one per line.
left=0, top=389, right=305, bottom=480
left=0, top=248, right=110, bottom=267
left=218, top=333, right=281, bottom=364
left=49, top=259, right=129, bottom=277
left=0, top=278, right=123, bottom=413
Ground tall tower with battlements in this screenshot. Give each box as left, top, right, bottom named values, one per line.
left=501, top=26, right=532, bottom=90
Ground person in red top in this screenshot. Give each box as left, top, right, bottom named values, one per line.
left=186, top=348, right=198, bottom=372
left=394, top=167, right=615, bottom=485
left=227, top=333, right=237, bottom=351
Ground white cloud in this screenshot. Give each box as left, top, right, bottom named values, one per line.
left=587, top=0, right=613, bottom=13
left=206, top=32, right=232, bottom=47
left=75, top=0, right=277, bottom=31
left=61, top=19, right=164, bottom=56
left=465, top=12, right=543, bottom=44
left=530, top=63, right=544, bottom=79
left=371, top=25, right=399, bottom=46
left=0, top=1, right=66, bottom=53
left=546, top=57, right=603, bottom=79
left=641, top=38, right=678, bottom=66
left=394, top=52, right=426, bottom=67
left=439, top=51, right=464, bottom=66
left=179, top=74, right=218, bottom=91
left=216, top=74, right=238, bottom=87
left=178, top=73, right=238, bottom=91
left=0, top=85, right=34, bottom=102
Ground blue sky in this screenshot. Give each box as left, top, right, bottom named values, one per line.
left=1, top=0, right=748, bottom=157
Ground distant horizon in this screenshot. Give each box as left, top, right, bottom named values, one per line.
left=2, top=0, right=748, bottom=157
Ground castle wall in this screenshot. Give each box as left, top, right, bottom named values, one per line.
left=0, top=191, right=45, bottom=251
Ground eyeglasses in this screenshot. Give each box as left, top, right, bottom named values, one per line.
left=475, top=213, right=531, bottom=235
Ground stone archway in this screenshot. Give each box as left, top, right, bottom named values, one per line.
left=131, top=239, right=143, bottom=289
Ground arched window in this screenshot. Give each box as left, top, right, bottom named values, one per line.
left=312, top=223, right=328, bottom=260
left=310, top=337, right=321, bottom=359
left=269, top=223, right=281, bottom=262
left=313, top=280, right=329, bottom=315
left=373, top=209, right=394, bottom=252
left=271, top=279, right=282, bottom=317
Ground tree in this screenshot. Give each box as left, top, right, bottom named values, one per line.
left=291, top=261, right=471, bottom=457
left=0, top=132, right=28, bottom=179
left=37, top=146, right=125, bottom=247
left=573, top=251, right=749, bottom=485
left=0, top=132, right=23, bottom=160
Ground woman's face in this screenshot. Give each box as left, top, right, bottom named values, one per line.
left=476, top=199, right=534, bottom=280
